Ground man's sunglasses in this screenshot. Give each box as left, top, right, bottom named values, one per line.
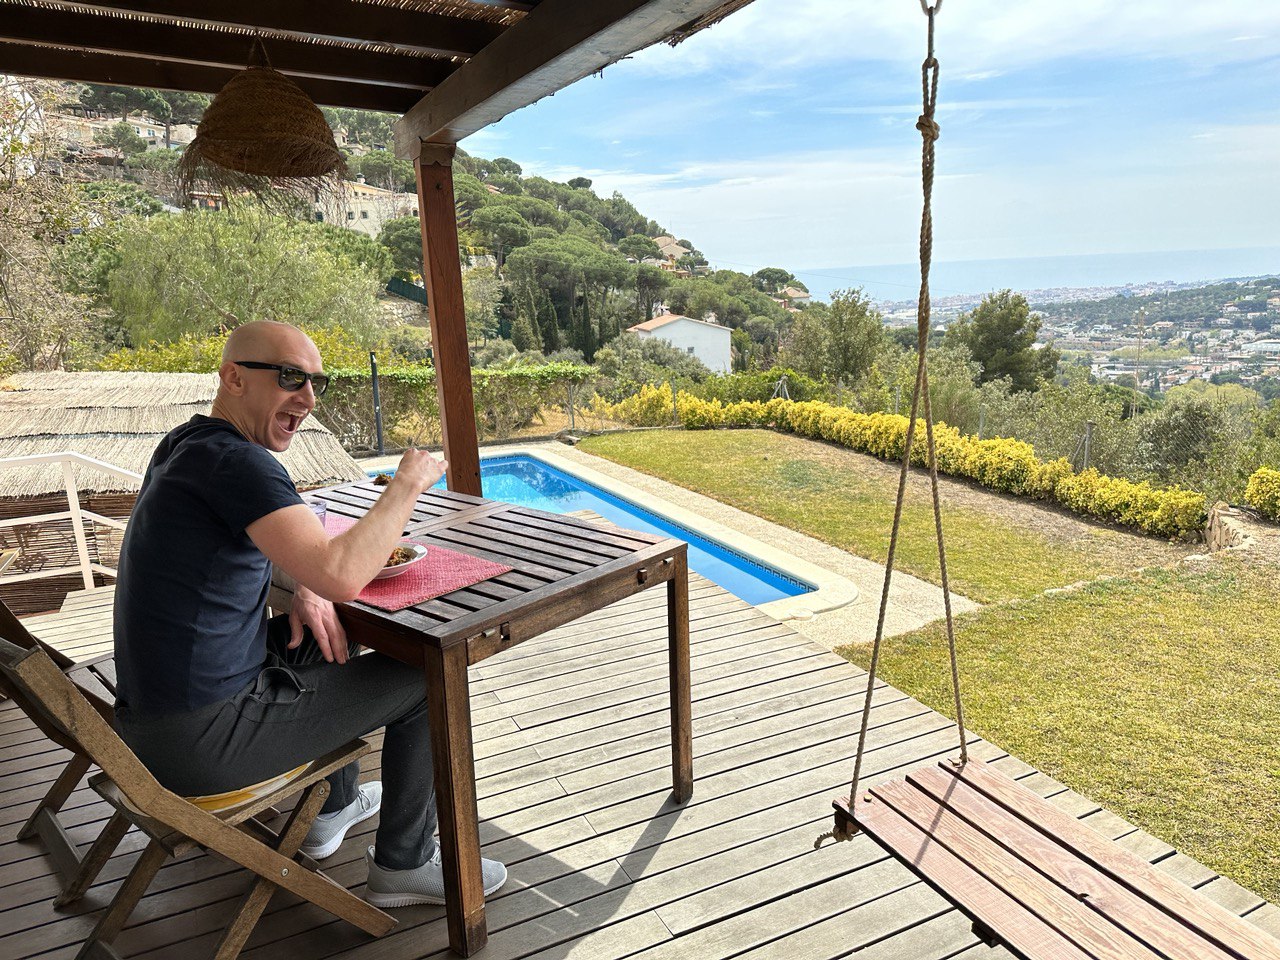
left=233, top=361, right=330, bottom=397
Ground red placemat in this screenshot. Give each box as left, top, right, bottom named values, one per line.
left=322, top=511, right=512, bottom=612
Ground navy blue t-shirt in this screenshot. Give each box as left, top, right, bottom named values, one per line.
left=114, top=415, right=302, bottom=715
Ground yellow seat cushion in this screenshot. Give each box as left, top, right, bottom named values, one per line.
left=186, top=763, right=310, bottom=812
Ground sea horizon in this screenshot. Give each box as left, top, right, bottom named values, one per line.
left=789, top=246, right=1280, bottom=305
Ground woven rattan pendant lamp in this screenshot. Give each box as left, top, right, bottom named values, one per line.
left=177, top=39, right=346, bottom=205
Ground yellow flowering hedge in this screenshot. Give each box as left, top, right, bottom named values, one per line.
left=602, top=393, right=1208, bottom=539
left=1245, top=467, right=1280, bottom=521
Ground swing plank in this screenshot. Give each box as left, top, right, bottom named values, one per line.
left=839, top=758, right=1280, bottom=960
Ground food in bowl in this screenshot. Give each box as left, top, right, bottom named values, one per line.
left=386, top=545, right=417, bottom=567
left=372, top=473, right=391, bottom=486
left=372, top=542, right=429, bottom=580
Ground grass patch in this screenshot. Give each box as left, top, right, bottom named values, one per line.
left=838, top=556, right=1280, bottom=903
left=579, top=429, right=1170, bottom=602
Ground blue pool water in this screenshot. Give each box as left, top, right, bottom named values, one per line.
left=377, top=455, right=812, bottom=606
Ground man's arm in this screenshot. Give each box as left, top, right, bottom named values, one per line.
left=246, top=449, right=448, bottom=603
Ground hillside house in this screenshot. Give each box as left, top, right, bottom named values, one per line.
left=50, top=112, right=195, bottom=150
left=627, top=312, right=731, bottom=372
left=317, top=176, right=418, bottom=237
left=778, top=285, right=811, bottom=307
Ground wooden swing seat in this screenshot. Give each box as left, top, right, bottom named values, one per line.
left=835, top=758, right=1280, bottom=960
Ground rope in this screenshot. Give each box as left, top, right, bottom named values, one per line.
left=846, top=0, right=966, bottom=813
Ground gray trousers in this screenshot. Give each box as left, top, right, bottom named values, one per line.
left=115, top=618, right=437, bottom=870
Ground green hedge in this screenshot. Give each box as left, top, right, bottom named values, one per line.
left=318, top=362, right=595, bottom=451
left=604, top=393, right=1208, bottom=540
left=1245, top=467, right=1280, bottom=521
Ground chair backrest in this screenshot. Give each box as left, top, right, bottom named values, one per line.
left=0, top=635, right=163, bottom=810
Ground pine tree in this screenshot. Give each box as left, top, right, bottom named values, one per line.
left=510, top=312, right=539, bottom=352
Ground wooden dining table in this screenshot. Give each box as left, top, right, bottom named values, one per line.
left=269, top=478, right=693, bottom=956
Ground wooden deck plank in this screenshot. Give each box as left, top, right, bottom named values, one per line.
left=2, top=570, right=1276, bottom=960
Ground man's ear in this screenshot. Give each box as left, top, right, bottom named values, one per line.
left=218, top=360, right=246, bottom=396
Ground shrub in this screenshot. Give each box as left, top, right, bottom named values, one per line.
left=608, top=382, right=678, bottom=427
left=1245, top=467, right=1280, bottom=520
left=692, top=368, right=826, bottom=404
left=319, top=362, right=595, bottom=451
left=600, top=392, right=1208, bottom=539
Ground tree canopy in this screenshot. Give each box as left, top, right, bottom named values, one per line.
left=105, top=207, right=385, bottom=343
left=944, top=289, right=1060, bottom=392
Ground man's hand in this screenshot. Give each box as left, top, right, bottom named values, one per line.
left=290, top=585, right=350, bottom=664
left=249, top=448, right=449, bottom=603
left=393, top=447, right=448, bottom=493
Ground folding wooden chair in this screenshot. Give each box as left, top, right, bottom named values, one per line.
left=0, top=596, right=129, bottom=906
left=0, top=636, right=396, bottom=960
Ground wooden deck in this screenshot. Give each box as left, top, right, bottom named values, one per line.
left=3, top=573, right=1278, bottom=960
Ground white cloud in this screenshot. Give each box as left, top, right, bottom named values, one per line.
left=629, top=0, right=1280, bottom=77
left=522, top=122, right=1280, bottom=272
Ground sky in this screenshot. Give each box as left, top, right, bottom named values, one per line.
left=459, top=1, right=1280, bottom=293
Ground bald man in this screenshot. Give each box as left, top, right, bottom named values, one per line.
left=113, top=321, right=505, bottom=907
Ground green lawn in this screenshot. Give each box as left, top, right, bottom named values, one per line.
left=579, top=429, right=1178, bottom=603
left=578, top=428, right=1278, bottom=902
left=840, top=558, right=1280, bottom=903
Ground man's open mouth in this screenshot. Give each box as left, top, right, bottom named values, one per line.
left=278, top=412, right=306, bottom=434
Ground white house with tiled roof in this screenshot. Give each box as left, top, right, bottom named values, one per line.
left=627, top=312, right=730, bottom=372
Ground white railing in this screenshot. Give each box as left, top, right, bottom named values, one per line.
left=0, top=452, right=142, bottom=590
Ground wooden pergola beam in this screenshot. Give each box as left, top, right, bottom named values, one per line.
left=393, top=0, right=738, bottom=156
left=44, top=0, right=505, bottom=60
left=0, top=7, right=455, bottom=92
left=415, top=145, right=482, bottom=497
left=465, top=0, right=537, bottom=11
left=0, top=42, right=422, bottom=112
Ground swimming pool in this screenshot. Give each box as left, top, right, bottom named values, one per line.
left=375, top=454, right=813, bottom=606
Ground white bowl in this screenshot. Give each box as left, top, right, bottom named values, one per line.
left=374, top=542, right=429, bottom=580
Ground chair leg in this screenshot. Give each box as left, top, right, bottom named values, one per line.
left=55, top=811, right=132, bottom=907
left=75, top=837, right=168, bottom=960
left=212, top=781, right=330, bottom=960
left=18, top=753, right=92, bottom=841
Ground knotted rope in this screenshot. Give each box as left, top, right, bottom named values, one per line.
left=817, top=0, right=967, bottom=848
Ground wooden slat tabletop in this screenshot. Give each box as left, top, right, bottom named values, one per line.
left=304, top=482, right=679, bottom=655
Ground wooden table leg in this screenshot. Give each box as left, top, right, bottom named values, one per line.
left=424, top=643, right=487, bottom=956
left=667, top=551, right=693, bottom=803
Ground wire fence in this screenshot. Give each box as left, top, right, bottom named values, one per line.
left=967, top=399, right=1262, bottom=505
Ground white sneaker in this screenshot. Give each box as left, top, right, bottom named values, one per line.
left=364, top=845, right=508, bottom=908
left=299, top=782, right=382, bottom=860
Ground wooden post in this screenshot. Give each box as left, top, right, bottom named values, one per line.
left=415, top=143, right=481, bottom=496
left=668, top=549, right=693, bottom=802
left=424, top=642, right=487, bottom=955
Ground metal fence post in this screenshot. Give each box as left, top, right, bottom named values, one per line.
left=670, top=381, right=679, bottom=425
left=369, top=351, right=385, bottom=456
